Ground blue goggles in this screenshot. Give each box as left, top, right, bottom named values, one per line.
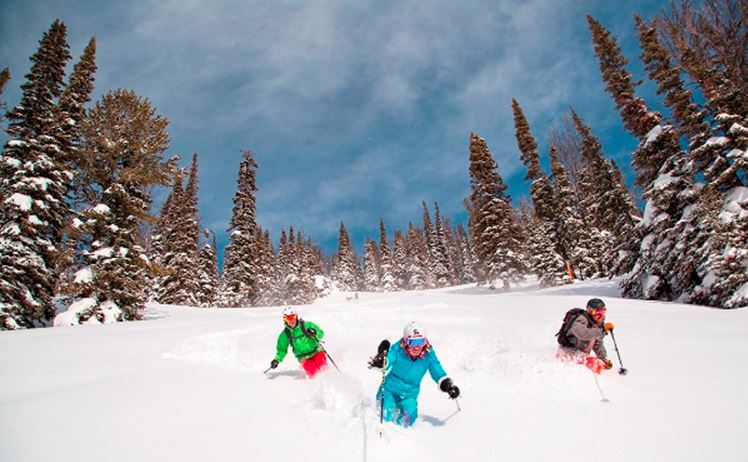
left=405, top=336, right=427, bottom=348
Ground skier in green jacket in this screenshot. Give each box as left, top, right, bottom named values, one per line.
left=269, top=307, right=328, bottom=377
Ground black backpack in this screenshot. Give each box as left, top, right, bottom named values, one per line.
left=555, top=308, right=586, bottom=347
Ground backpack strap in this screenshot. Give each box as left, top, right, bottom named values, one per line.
left=284, top=319, right=311, bottom=347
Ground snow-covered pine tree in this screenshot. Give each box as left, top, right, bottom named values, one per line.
left=57, top=37, right=96, bottom=201
left=1, top=21, right=73, bottom=328
left=55, top=37, right=97, bottom=281
left=195, top=229, right=219, bottom=307
left=254, top=228, right=281, bottom=306
left=603, top=15, right=698, bottom=301
left=517, top=204, right=567, bottom=288
left=378, top=219, right=396, bottom=291
left=284, top=230, right=317, bottom=304
left=430, top=203, right=453, bottom=287
left=440, top=217, right=463, bottom=284
left=467, top=133, right=527, bottom=288
left=654, top=1, right=748, bottom=307
left=149, top=169, right=184, bottom=301
left=363, top=238, right=381, bottom=291
left=159, top=153, right=201, bottom=306
left=571, top=109, right=640, bottom=275
left=221, top=150, right=260, bottom=307
left=512, top=99, right=569, bottom=285
left=61, top=89, right=173, bottom=323
left=548, top=146, right=598, bottom=279
left=456, top=224, right=477, bottom=284
left=421, top=201, right=437, bottom=287
left=405, top=223, right=430, bottom=290
left=332, top=222, right=360, bottom=291
left=390, top=230, right=407, bottom=290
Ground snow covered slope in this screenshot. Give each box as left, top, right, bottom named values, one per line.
left=1, top=279, right=746, bottom=462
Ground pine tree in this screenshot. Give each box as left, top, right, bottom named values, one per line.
left=254, top=229, right=281, bottom=306
left=571, top=109, right=639, bottom=275
left=221, top=150, right=260, bottom=307
left=62, top=89, right=172, bottom=322
left=195, top=230, right=219, bottom=307
left=332, top=222, right=360, bottom=291
left=656, top=0, right=747, bottom=121
left=587, top=15, right=661, bottom=138
left=159, top=153, right=201, bottom=305
left=456, top=224, right=477, bottom=283
left=1, top=21, right=73, bottom=328
left=549, top=146, right=597, bottom=279
left=149, top=169, right=184, bottom=301
left=378, top=219, right=396, bottom=291
left=405, top=223, right=430, bottom=290
left=512, top=99, right=569, bottom=285
left=430, top=203, right=453, bottom=287
left=611, top=16, right=700, bottom=301
left=363, top=238, right=381, bottom=291
left=392, top=229, right=408, bottom=290
left=467, top=133, right=527, bottom=288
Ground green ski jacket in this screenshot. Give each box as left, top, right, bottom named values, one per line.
left=274, top=320, right=324, bottom=362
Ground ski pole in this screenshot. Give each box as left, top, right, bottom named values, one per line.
left=609, top=330, right=628, bottom=375
left=379, top=357, right=387, bottom=438
left=263, top=366, right=272, bottom=374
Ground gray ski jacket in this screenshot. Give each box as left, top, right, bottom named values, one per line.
left=566, top=312, right=607, bottom=360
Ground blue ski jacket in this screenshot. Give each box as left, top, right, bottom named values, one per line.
left=382, top=341, right=447, bottom=399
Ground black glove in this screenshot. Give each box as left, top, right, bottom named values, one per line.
left=368, top=340, right=391, bottom=369
left=270, top=359, right=279, bottom=369
left=305, top=327, right=317, bottom=337
left=440, top=378, right=460, bottom=399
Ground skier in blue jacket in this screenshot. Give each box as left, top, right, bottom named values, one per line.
left=368, top=322, right=460, bottom=427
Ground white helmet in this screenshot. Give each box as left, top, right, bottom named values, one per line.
left=282, top=307, right=297, bottom=318
left=403, top=322, right=426, bottom=341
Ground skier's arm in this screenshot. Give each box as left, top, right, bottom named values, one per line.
left=305, top=321, right=324, bottom=340
left=427, top=349, right=448, bottom=384
left=275, top=331, right=290, bottom=362
left=384, top=342, right=398, bottom=373
left=567, top=316, right=603, bottom=343
left=592, top=338, right=608, bottom=360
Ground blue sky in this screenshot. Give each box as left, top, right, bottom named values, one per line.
left=0, top=0, right=669, bottom=260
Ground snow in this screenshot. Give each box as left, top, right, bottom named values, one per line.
left=5, top=192, right=33, bottom=211
left=93, top=203, right=111, bottom=214
left=1, top=279, right=747, bottom=462
left=643, top=124, right=663, bottom=147
left=92, top=247, right=114, bottom=258
left=53, top=297, right=97, bottom=326
left=704, top=136, right=730, bottom=147
left=74, top=267, right=93, bottom=283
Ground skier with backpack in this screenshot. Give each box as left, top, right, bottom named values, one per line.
left=268, top=307, right=328, bottom=378
left=368, top=322, right=460, bottom=428
left=555, top=298, right=615, bottom=372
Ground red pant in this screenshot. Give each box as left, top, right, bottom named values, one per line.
left=300, top=351, right=328, bottom=378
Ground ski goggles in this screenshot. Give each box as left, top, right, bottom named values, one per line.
left=283, top=314, right=297, bottom=324
left=405, top=336, right=427, bottom=348
left=590, top=308, right=607, bottom=318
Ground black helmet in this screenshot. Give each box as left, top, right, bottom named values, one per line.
left=586, top=298, right=606, bottom=310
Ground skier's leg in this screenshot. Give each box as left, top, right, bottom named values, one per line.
left=399, top=396, right=419, bottom=427
left=301, top=351, right=327, bottom=377
left=380, top=388, right=398, bottom=423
